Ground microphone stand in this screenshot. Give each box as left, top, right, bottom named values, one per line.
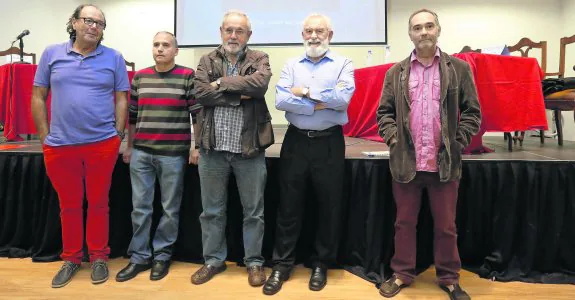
left=19, top=38, right=24, bottom=63
left=10, top=37, right=30, bottom=64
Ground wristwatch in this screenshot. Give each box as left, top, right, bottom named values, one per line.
left=117, top=129, right=125, bottom=141
left=301, top=87, right=309, bottom=97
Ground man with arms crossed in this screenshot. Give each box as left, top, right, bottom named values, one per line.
left=191, top=10, right=273, bottom=287
left=263, top=13, right=355, bottom=295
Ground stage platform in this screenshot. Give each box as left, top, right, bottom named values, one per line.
left=3, top=128, right=575, bottom=161
left=1, top=127, right=574, bottom=287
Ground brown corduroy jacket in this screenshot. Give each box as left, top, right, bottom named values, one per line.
left=377, top=51, right=481, bottom=183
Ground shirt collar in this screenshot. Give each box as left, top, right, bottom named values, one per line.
left=410, top=47, right=441, bottom=64
left=66, top=39, right=103, bottom=57
left=219, top=46, right=247, bottom=65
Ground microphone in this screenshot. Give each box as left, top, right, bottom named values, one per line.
left=10, top=30, right=31, bottom=64
left=14, top=30, right=30, bottom=41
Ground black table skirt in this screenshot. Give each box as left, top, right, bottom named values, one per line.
left=1, top=153, right=574, bottom=284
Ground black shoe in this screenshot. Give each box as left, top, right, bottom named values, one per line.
left=309, top=267, right=327, bottom=291
left=439, top=283, right=471, bottom=300
left=52, top=261, right=81, bottom=288
left=116, top=262, right=152, bottom=282
left=150, top=260, right=170, bottom=281
left=91, top=259, right=109, bottom=284
left=263, top=270, right=290, bottom=295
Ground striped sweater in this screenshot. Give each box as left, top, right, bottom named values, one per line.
left=129, top=65, right=201, bottom=156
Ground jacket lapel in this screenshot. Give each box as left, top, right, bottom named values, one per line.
left=400, top=58, right=411, bottom=109
left=439, top=52, right=450, bottom=104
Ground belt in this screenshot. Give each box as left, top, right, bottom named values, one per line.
left=291, top=125, right=340, bottom=138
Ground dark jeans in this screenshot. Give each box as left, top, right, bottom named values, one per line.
left=271, top=125, right=345, bottom=273
left=391, top=171, right=461, bottom=286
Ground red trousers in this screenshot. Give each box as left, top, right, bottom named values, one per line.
left=43, top=136, right=120, bottom=264
left=391, top=172, right=461, bottom=286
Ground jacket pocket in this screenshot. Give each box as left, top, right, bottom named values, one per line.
left=257, top=112, right=274, bottom=149
left=197, top=110, right=206, bottom=147
left=432, top=79, right=441, bottom=101
left=241, top=61, right=256, bottom=76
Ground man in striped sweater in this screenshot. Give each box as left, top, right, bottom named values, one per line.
left=115, top=31, right=201, bottom=282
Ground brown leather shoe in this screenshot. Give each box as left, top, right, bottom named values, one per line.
left=379, top=275, right=408, bottom=298
left=191, top=264, right=227, bottom=285
left=247, top=265, right=266, bottom=287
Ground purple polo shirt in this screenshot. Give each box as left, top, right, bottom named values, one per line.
left=34, top=40, right=130, bottom=146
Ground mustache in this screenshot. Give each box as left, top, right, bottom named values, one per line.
left=305, top=40, right=323, bottom=47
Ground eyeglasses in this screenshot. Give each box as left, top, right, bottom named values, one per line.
left=78, top=17, right=106, bottom=29
left=303, top=28, right=328, bottom=36
left=223, top=28, right=247, bottom=37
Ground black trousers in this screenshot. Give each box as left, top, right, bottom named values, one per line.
left=271, top=125, right=345, bottom=272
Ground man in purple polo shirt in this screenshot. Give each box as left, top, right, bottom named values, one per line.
left=31, top=4, right=129, bottom=288
left=376, top=9, right=481, bottom=300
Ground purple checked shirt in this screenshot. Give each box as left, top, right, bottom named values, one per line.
left=409, top=48, right=442, bottom=172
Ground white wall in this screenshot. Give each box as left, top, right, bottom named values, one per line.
left=0, top=0, right=571, bottom=138
left=94, top=0, right=196, bottom=69
left=0, top=0, right=79, bottom=57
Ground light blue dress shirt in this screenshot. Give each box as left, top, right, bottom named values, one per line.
left=275, top=50, right=355, bottom=130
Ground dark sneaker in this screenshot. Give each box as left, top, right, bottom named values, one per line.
left=379, top=275, right=408, bottom=298
left=440, top=283, right=471, bottom=300
left=91, top=259, right=109, bottom=284
left=51, top=261, right=81, bottom=288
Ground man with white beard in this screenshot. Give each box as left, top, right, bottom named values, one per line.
left=262, top=13, right=355, bottom=296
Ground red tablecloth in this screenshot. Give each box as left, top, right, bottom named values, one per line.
left=343, top=53, right=548, bottom=153
left=0, top=64, right=135, bottom=141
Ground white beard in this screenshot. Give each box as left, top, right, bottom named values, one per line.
left=304, top=39, right=329, bottom=58
left=223, top=41, right=242, bottom=55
